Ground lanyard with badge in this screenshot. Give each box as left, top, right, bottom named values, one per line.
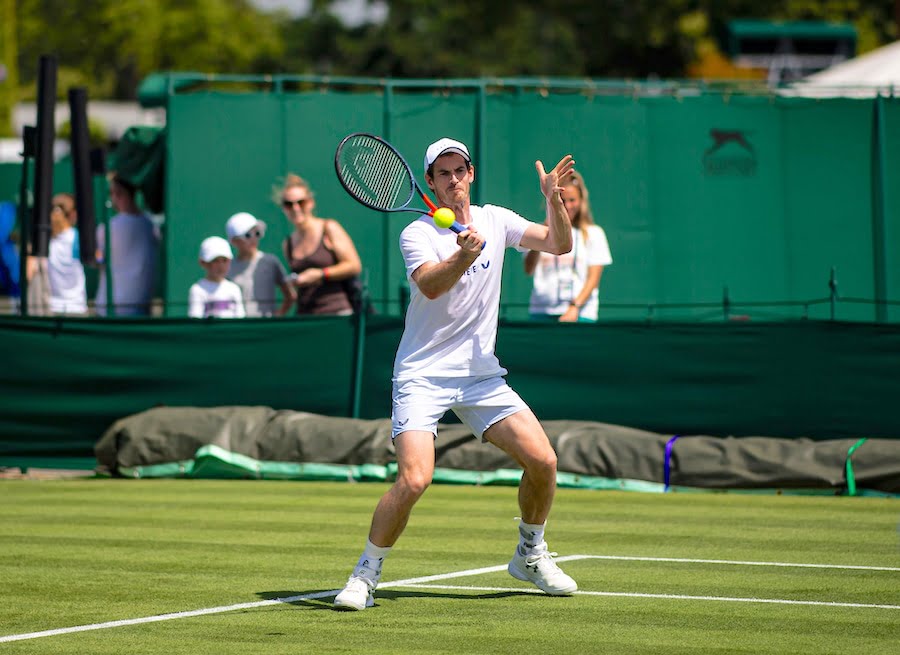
left=554, top=230, right=579, bottom=305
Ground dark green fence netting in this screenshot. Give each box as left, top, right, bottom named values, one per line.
left=2, top=317, right=900, bottom=461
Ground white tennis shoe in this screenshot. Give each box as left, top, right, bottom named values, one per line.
left=508, top=544, right=578, bottom=595
left=334, top=575, right=376, bottom=610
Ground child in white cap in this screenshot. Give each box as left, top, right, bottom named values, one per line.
left=187, top=236, right=245, bottom=318
left=225, top=212, right=295, bottom=317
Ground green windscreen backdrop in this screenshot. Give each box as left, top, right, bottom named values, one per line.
left=1, top=316, right=899, bottom=458
left=156, top=80, right=898, bottom=322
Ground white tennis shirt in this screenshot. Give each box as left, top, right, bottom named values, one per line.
left=394, top=204, right=530, bottom=381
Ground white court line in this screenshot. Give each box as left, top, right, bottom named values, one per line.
left=398, top=584, right=900, bottom=611
left=571, top=555, right=900, bottom=572
left=0, top=565, right=513, bottom=644
left=0, top=591, right=336, bottom=644
left=379, top=562, right=508, bottom=588
left=1, top=554, right=896, bottom=643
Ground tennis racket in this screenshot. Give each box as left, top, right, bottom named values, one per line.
left=334, top=132, right=476, bottom=242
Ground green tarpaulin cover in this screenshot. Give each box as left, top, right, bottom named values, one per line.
left=94, top=406, right=900, bottom=495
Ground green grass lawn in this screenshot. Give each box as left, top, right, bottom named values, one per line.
left=1, top=479, right=898, bottom=654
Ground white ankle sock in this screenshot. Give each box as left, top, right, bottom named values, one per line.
left=518, top=520, right=546, bottom=554
left=354, top=539, right=392, bottom=579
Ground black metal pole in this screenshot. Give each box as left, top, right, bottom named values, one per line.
left=68, top=87, right=97, bottom=266
left=16, top=127, right=35, bottom=315
left=31, top=54, right=57, bottom=258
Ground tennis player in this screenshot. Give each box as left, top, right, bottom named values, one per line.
left=335, top=137, right=578, bottom=610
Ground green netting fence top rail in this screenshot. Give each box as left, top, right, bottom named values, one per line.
left=137, top=72, right=900, bottom=107
left=10, top=295, right=898, bottom=322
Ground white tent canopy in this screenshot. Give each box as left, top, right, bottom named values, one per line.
left=784, top=39, right=900, bottom=98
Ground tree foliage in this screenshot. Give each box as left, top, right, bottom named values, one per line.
left=14, top=0, right=284, bottom=99
left=314, top=0, right=897, bottom=78
left=8, top=0, right=899, bottom=100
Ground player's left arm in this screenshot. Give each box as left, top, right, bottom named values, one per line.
left=519, top=155, right=575, bottom=255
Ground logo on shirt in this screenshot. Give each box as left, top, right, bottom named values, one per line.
left=205, top=299, right=237, bottom=316
left=463, top=260, right=491, bottom=276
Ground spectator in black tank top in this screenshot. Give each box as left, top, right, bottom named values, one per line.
left=276, top=173, right=362, bottom=316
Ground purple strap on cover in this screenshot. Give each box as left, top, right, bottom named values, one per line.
left=664, top=435, right=680, bottom=491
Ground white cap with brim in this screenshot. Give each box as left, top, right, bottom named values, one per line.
left=225, top=212, right=266, bottom=240
left=199, top=236, right=233, bottom=263
left=424, top=138, right=471, bottom=173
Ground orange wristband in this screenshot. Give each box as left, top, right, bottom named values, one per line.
left=322, top=267, right=330, bottom=281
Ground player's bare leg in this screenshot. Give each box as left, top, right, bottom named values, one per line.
left=484, top=409, right=557, bottom=522
left=485, top=410, right=577, bottom=595
left=369, top=430, right=436, bottom=546
left=334, top=430, right=435, bottom=610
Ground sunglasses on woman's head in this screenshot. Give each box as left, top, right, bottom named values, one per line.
left=282, top=198, right=307, bottom=208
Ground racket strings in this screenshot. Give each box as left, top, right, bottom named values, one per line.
left=338, top=136, right=414, bottom=211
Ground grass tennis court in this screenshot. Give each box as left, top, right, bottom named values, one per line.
left=1, top=479, right=898, bottom=654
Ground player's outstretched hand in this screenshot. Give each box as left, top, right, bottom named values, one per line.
left=536, top=155, right=575, bottom=201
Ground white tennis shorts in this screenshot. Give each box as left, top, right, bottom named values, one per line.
left=391, top=375, right=529, bottom=441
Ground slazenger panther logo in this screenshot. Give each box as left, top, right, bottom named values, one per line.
left=706, top=129, right=754, bottom=155
left=702, top=129, right=757, bottom=176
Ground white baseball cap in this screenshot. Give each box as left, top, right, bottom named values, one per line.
left=225, top=212, right=266, bottom=240
left=424, top=137, right=471, bottom=173
left=199, top=236, right=233, bottom=263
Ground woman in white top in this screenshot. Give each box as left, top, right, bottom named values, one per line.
left=47, top=193, right=87, bottom=315
left=524, top=171, right=612, bottom=322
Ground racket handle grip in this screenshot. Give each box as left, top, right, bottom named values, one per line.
left=448, top=221, right=486, bottom=250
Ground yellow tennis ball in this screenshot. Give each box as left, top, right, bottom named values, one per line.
left=433, top=207, right=456, bottom=229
